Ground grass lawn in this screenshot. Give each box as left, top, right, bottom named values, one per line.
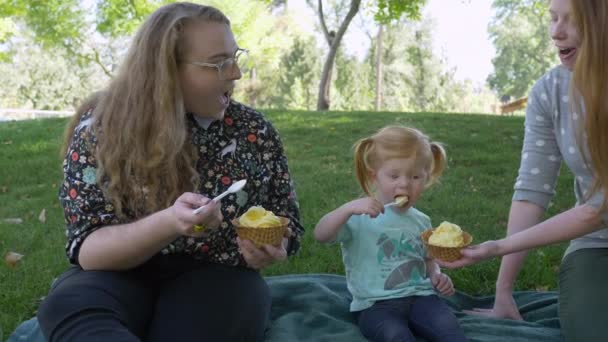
left=0, top=110, right=574, bottom=338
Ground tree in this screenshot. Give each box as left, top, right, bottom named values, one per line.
left=374, top=24, right=384, bottom=110
left=275, top=37, right=322, bottom=110
left=308, top=0, right=426, bottom=111
left=0, top=0, right=161, bottom=76
left=487, top=0, right=558, bottom=99
left=0, top=33, right=104, bottom=110
left=333, top=48, right=374, bottom=110
left=0, top=0, right=297, bottom=109
left=365, top=17, right=472, bottom=113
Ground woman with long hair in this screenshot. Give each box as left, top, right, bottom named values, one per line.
left=439, top=0, right=608, bottom=341
left=37, top=3, right=304, bottom=341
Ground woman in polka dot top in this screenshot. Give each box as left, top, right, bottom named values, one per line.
left=438, top=0, right=608, bottom=341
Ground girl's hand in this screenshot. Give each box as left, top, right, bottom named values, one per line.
left=431, top=272, right=455, bottom=296
left=464, top=292, right=523, bottom=320
left=169, top=192, right=223, bottom=237
left=344, top=197, right=384, bottom=218
left=435, top=240, right=503, bottom=269
left=237, top=228, right=292, bottom=269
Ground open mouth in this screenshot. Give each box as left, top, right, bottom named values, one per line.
left=220, top=90, right=232, bottom=106
left=558, top=47, right=576, bottom=58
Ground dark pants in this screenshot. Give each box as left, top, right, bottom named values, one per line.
left=559, top=248, right=608, bottom=342
left=37, top=255, right=271, bottom=342
left=355, top=295, right=467, bottom=342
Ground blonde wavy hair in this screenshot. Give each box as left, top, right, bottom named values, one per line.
left=63, top=3, right=230, bottom=218
left=352, top=126, right=447, bottom=196
left=571, top=0, right=608, bottom=212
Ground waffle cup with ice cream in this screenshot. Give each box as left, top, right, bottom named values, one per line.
left=232, top=206, right=289, bottom=247
left=421, top=221, right=473, bottom=262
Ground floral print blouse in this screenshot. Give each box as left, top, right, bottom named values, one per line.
left=59, top=101, right=304, bottom=267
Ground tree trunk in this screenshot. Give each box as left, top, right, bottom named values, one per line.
left=316, top=0, right=361, bottom=111
left=374, top=24, right=384, bottom=112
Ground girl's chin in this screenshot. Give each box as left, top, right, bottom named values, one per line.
left=559, top=51, right=578, bottom=70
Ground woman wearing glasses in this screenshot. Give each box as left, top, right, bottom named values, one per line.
left=37, top=3, right=304, bottom=341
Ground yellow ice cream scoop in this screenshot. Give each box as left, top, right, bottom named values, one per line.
left=239, top=206, right=281, bottom=228
left=394, top=195, right=409, bottom=207
left=428, top=221, right=464, bottom=247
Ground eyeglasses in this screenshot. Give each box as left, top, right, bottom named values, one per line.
left=183, top=48, right=249, bottom=80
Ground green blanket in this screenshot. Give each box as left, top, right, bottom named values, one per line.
left=9, top=274, right=563, bottom=342
left=265, top=274, right=563, bottom=342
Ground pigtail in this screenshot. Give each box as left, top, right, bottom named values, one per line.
left=353, top=137, right=374, bottom=196
left=427, top=142, right=447, bottom=186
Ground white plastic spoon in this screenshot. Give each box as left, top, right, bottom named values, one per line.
left=192, top=179, right=247, bottom=214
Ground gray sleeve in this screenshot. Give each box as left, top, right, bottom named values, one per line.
left=583, top=188, right=608, bottom=224
left=512, top=78, right=562, bottom=209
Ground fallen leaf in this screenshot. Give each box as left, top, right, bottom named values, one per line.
left=1, top=186, right=6, bottom=193
left=2, top=140, right=12, bottom=145
left=38, top=209, right=47, bottom=223
left=3, top=218, right=23, bottom=224
left=5, top=252, right=24, bottom=268
left=535, top=285, right=549, bottom=292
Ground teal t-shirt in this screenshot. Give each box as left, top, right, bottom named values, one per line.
left=336, top=207, right=437, bottom=311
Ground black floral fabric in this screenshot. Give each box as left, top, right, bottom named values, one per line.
left=59, top=101, right=304, bottom=267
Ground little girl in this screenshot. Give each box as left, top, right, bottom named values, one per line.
left=314, top=126, right=467, bottom=342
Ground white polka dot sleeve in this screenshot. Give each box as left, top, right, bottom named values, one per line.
left=512, top=78, right=562, bottom=209
left=583, top=187, right=608, bottom=224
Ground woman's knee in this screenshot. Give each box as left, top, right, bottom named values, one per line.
left=37, top=268, right=153, bottom=340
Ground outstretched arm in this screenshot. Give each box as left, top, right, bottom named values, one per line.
left=438, top=202, right=602, bottom=268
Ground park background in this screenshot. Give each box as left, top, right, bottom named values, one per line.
left=0, top=0, right=571, bottom=338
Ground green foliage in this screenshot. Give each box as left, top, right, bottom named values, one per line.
left=0, top=35, right=102, bottom=110
left=96, top=0, right=168, bottom=37
left=373, top=0, right=426, bottom=23
left=0, top=17, right=15, bottom=61
left=364, top=18, right=484, bottom=113
left=333, top=51, right=374, bottom=111
left=0, top=0, right=501, bottom=113
left=5, top=0, right=85, bottom=50
left=275, top=37, right=322, bottom=110
left=487, top=0, right=558, bottom=98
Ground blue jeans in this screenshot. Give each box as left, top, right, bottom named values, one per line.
left=355, top=295, right=467, bottom=342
